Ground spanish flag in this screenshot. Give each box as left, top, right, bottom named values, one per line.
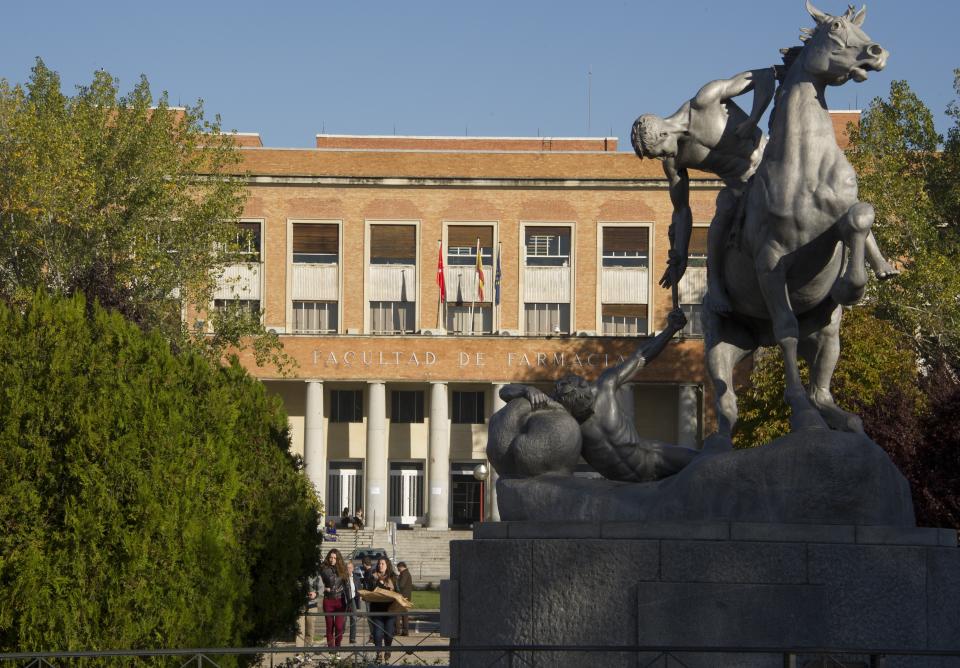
left=436, top=242, right=446, bottom=303
left=475, top=238, right=485, bottom=302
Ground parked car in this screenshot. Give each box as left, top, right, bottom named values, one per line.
left=349, top=547, right=392, bottom=571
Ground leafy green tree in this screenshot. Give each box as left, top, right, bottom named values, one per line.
left=848, top=79, right=960, bottom=362
left=0, top=292, right=321, bottom=660
left=0, top=59, right=290, bottom=372
left=734, top=308, right=922, bottom=448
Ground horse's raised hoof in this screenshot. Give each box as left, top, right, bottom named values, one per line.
left=702, top=432, right=734, bottom=454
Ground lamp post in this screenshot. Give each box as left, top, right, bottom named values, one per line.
left=473, top=462, right=489, bottom=523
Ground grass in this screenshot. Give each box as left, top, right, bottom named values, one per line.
left=410, top=589, right=440, bottom=610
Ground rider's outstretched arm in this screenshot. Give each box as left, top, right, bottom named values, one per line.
left=660, top=160, right=692, bottom=289
left=692, top=69, right=776, bottom=134
left=606, top=309, right=687, bottom=388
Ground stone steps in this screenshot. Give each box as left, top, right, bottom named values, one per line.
left=325, top=525, right=475, bottom=585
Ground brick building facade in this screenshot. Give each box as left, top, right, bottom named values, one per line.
left=216, top=114, right=858, bottom=530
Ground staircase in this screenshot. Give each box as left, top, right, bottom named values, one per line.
left=326, top=526, right=473, bottom=586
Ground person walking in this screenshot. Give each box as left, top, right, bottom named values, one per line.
left=396, top=561, right=414, bottom=636
left=319, top=548, right=349, bottom=650
left=365, top=556, right=398, bottom=663
left=345, top=559, right=362, bottom=645
left=360, top=555, right=375, bottom=643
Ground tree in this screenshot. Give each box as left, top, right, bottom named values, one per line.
left=734, top=308, right=923, bottom=448
left=0, top=292, right=321, bottom=660
left=0, top=59, right=291, bottom=372
left=848, top=79, right=960, bottom=363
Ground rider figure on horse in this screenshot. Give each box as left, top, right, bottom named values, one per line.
left=632, top=66, right=897, bottom=315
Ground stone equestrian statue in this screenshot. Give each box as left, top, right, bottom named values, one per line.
left=631, top=61, right=896, bottom=315
left=705, top=1, right=891, bottom=447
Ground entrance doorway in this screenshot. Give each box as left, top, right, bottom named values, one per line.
left=450, top=462, right=484, bottom=527
left=388, top=461, right=424, bottom=526
left=327, top=461, right=364, bottom=525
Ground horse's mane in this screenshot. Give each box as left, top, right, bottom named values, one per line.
left=774, top=46, right=805, bottom=83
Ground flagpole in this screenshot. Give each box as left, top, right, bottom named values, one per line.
left=436, top=239, right=444, bottom=330
left=470, top=237, right=478, bottom=335
left=495, top=241, right=502, bottom=333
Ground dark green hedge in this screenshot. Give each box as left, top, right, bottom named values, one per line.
left=0, top=293, right=321, bottom=661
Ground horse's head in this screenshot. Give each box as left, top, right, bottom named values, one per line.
left=798, top=2, right=887, bottom=86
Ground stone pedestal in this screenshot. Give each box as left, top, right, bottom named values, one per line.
left=443, top=522, right=960, bottom=667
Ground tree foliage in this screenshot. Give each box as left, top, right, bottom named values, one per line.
left=848, top=79, right=960, bottom=362
left=0, top=292, right=321, bottom=659
left=0, top=59, right=290, bottom=372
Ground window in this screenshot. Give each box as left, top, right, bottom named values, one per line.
left=446, top=305, right=492, bottom=334
left=687, top=227, right=708, bottom=268
left=602, top=227, right=649, bottom=267
left=391, top=390, right=424, bottom=423
left=681, top=303, right=705, bottom=337
left=370, top=301, right=414, bottom=335
left=452, top=391, right=485, bottom=424
left=228, top=222, right=261, bottom=262
left=370, top=224, right=416, bottom=265
left=213, top=299, right=261, bottom=317
left=293, top=301, right=338, bottom=334
left=330, top=390, right=363, bottom=423
left=447, top=225, right=493, bottom=266
left=293, top=223, right=338, bottom=264
left=524, top=302, right=570, bottom=335
left=525, top=227, right=570, bottom=266
left=602, top=304, right=648, bottom=335
left=679, top=227, right=708, bottom=337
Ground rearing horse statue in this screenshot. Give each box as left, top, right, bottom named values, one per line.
left=705, top=2, right=888, bottom=447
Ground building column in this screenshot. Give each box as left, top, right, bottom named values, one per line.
left=489, top=383, right=505, bottom=522
left=677, top=384, right=700, bottom=449
left=427, top=381, right=450, bottom=530
left=304, top=380, right=326, bottom=513
left=366, top=381, right=388, bottom=530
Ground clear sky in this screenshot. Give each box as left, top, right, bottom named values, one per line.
left=2, top=0, right=957, bottom=150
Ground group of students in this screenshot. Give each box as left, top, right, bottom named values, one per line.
left=306, top=548, right=414, bottom=663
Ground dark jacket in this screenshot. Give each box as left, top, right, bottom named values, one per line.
left=320, top=564, right=347, bottom=602
left=397, top=569, right=413, bottom=598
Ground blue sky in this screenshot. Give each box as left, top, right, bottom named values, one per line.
left=3, top=0, right=957, bottom=149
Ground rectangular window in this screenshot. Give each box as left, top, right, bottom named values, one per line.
left=602, top=304, right=648, bottom=335
left=452, top=391, right=485, bottom=424
left=232, top=222, right=262, bottom=261
left=330, top=390, right=363, bottom=423
left=679, top=226, right=708, bottom=337
left=293, top=301, right=338, bottom=334
left=370, top=224, right=416, bottom=265
left=602, top=227, right=649, bottom=267
left=370, top=301, right=414, bottom=335
left=681, top=303, right=705, bottom=337
left=525, top=227, right=570, bottom=266
left=687, top=227, right=708, bottom=268
left=446, top=304, right=492, bottom=335
left=293, top=223, right=338, bottom=264
left=213, top=299, right=261, bottom=317
left=448, top=225, right=494, bottom=266
left=391, top=390, right=425, bottom=423
left=524, top=302, right=570, bottom=335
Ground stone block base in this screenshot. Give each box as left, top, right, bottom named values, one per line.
left=443, top=522, right=960, bottom=667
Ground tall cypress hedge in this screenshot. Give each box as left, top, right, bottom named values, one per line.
left=0, top=293, right=321, bottom=661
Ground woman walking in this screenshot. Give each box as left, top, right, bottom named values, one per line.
left=319, top=548, right=349, bottom=650
left=364, top=556, right=398, bottom=663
